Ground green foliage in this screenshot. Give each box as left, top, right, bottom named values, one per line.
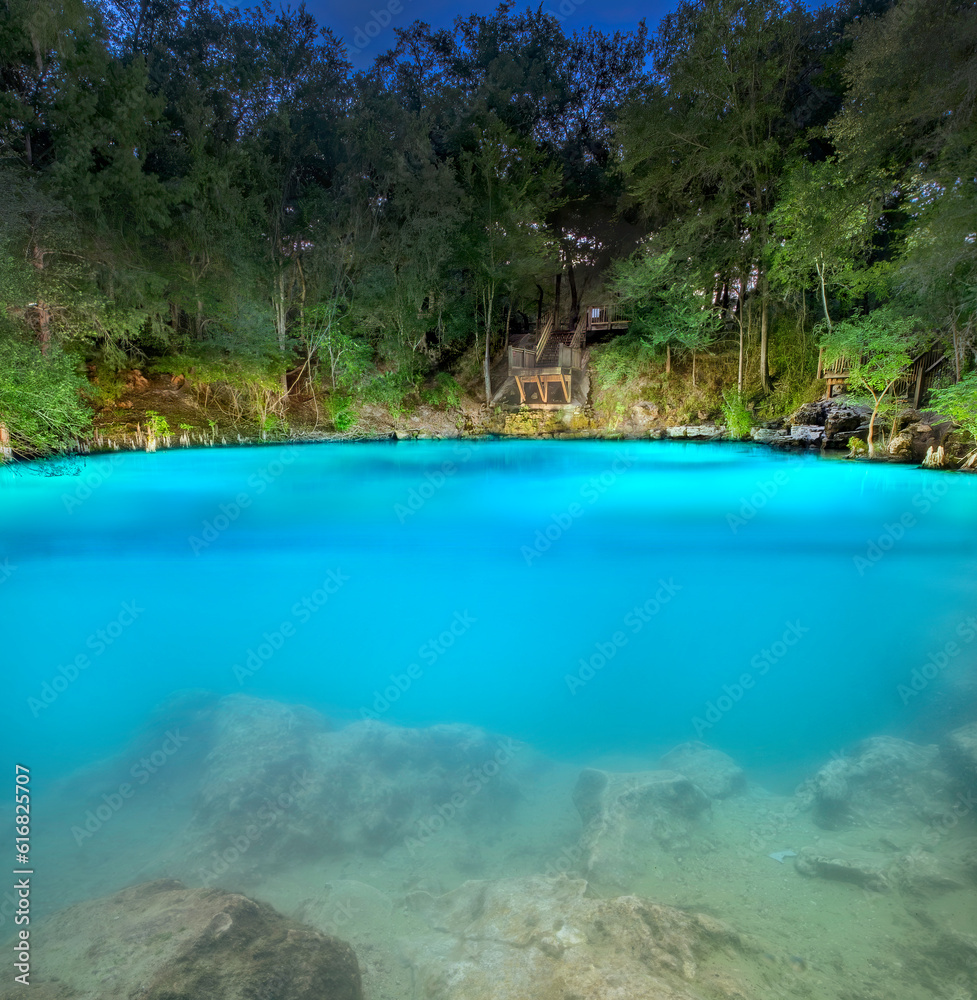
left=721, top=392, right=753, bottom=440
left=610, top=249, right=723, bottom=360
left=0, top=338, right=91, bottom=452
left=822, top=304, right=925, bottom=454
left=361, top=370, right=419, bottom=418
left=144, top=411, right=170, bottom=438
left=0, top=0, right=971, bottom=442
left=422, top=373, right=462, bottom=410
left=590, top=333, right=657, bottom=391
left=929, top=371, right=977, bottom=444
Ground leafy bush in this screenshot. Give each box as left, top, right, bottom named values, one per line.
left=361, top=370, right=418, bottom=417
left=323, top=392, right=358, bottom=432
left=422, top=372, right=462, bottom=409
left=929, top=370, right=977, bottom=442
left=144, top=411, right=170, bottom=437
left=0, top=338, right=91, bottom=453
left=721, top=391, right=753, bottom=439
left=590, top=333, right=657, bottom=390
left=153, top=351, right=287, bottom=426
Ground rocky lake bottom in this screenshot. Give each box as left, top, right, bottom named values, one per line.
left=8, top=693, right=977, bottom=1000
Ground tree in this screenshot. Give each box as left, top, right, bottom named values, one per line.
left=830, top=0, right=977, bottom=362
left=770, top=157, right=875, bottom=336
left=929, top=371, right=977, bottom=467
left=618, top=0, right=809, bottom=392
left=458, top=118, right=561, bottom=402
left=609, top=249, right=721, bottom=379
left=821, top=305, right=923, bottom=456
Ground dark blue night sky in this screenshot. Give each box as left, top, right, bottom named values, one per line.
left=307, top=0, right=670, bottom=68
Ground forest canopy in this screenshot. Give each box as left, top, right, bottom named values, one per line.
left=0, top=0, right=974, bottom=449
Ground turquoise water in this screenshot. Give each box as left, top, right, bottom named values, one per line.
left=3, top=439, right=977, bottom=1000
left=3, top=440, right=976, bottom=785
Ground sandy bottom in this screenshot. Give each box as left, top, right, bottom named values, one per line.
left=34, top=757, right=977, bottom=1000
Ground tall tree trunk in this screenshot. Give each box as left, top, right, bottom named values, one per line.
left=30, top=241, right=50, bottom=354
left=759, top=271, right=772, bottom=393
left=816, top=259, right=832, bottom=336
left=554, top=273, right=562, bottom=328
left=567, top=259, right=579, bottom=331
left=535, top=284, right=544, bottom=330
left=737, top=273, right=747, bottom=395
left=482, top=288, right=494, bottom=404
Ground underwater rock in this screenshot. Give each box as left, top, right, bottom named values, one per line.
left=573, top=768, right=710, bottom=883
left=806, top=736, right=952, bottom=831
left=404, top=875, right=749, bottom=1000
left=794, top=842, right=893, bottom=892
left=943, top=721, right=977, bottom=792
left=1, top=879, right=362, bottom=1000
left=185, top=697, right=526, bottom=877
left=304, top=720, right=524, bottom=856
left=892, top=849, right=969, bottom=896
left=658, top=741, right=745, bottom=798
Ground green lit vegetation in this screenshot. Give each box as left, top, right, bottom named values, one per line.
left=0, top=0, right=974, bottom=456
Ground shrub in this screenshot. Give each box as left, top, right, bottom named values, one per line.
left=361, top=370, right=418, bottom=417
left=422, top=373, right=462, bottom=410
left=721, top=392, right=753, bottom=439
left=0, top=338, right=91, bottom=454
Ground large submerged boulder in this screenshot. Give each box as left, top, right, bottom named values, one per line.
left=1, top=879, right=362, bottom=1000
left=943, top=722, right=977, bottom=793
left=405, top=875, right=751, bottom=1000
left=658, top=742, right=745, bottom=798
left=573, top=768, right=710, bottom=883
left=186, top=696, right=526, bottom=880
left=806, top=736, right=953, bottom=831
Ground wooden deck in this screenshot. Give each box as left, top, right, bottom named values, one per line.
left=497, top=305, right=627, bottom=408
left=817, top=346, right=956, bottom=405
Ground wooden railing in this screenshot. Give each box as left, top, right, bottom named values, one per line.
left=557, top=344, right=582, bottom=369
left=534, top=314, right=554, bottom=357
left=585, top=304, right=631, bottom=330
left=509, top=344, right=582, bottom=372
left=509, top=346, right=535, bottom=369
left=817, top=346, right=956, bottom=405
